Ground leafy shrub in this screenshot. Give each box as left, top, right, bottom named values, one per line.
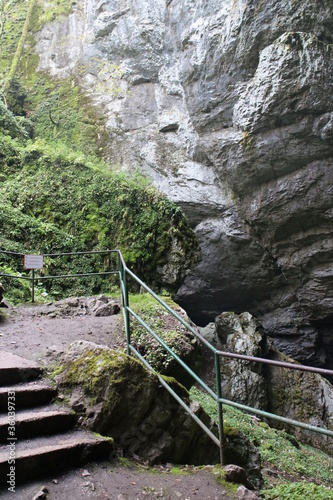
left=0, top=264, right=31, bottom=304
left=262, top=482, right=333, bottom=500
left=0, top=100, right=28, bottom=139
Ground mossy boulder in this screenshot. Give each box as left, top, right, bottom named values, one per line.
left=224, top=427, right=263, bottom=490
left=52, top=341, right=219, bottom=465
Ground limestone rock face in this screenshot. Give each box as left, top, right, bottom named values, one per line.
left=266, top=347, right=333, bottom=455
left=215, top=312, right=268, bottom=411
left=201, top=312, right=333, bottom=454
left=35, top=1, right=333, bottom=368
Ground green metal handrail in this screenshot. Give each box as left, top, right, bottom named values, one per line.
left=117, top=251, right=333, bottom=465
left=1, top=247, right=333, bottom=466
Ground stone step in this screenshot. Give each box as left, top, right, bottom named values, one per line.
left=0, top=381, right=57, bottom=411
left=0, top=429, right=114, bottom=485
left=0, top=406, right=76, bottom=442
left=0, top=352, right=43, bottom=386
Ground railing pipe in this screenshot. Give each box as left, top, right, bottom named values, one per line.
left=219, top=397, right=333, bottom=438
left=44, top=249, right=115, bottom=257
left=31, top=269, right=35, bottom=303
left=0, top=250, right=25, bottom=256
left=0, top=274, right=31, bottom=280
left=129, top=343, right=220, bottom=447
left=216, top=350, right=333, bottom=378
left=214, top=352, right=225, bottom=465
left=32, top=271, right=118, bottom=280
left=0, top=271, right=118, bottom=281
left=118, top=253, right=131, bottom=355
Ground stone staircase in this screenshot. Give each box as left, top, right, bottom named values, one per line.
left=0, top=352, right=113, bottom=486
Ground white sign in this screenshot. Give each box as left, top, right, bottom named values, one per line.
left=24, top=255, right=44, bottom=270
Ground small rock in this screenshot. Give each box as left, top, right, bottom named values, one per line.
left=81, top=469, right=91, bottom=477
left=82, top=481, right=95, bottom=490
left=224, top=464, right=249, bottom=487
left=31, top=485, right=48, bottom=500
left=262, top=468, right=278, bottom=477
left=236, top=485, right=260, bottom=499
left=93, top=301, right=120, bottom=317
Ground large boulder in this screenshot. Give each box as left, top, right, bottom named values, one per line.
left=52, top=341, right=219, bottom=465
left=130, top=304, right=203, bottom=388
left=215, top=312, right=268, bottom=410
left=202, top=312, right=333, bottom=454
left=51, top=340, right=263, bottom=488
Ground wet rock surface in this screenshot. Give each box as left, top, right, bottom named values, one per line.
left=34, top=0, right=333, bottom=369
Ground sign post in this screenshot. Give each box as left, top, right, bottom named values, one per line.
left=23, top=255, right=44, bottom=303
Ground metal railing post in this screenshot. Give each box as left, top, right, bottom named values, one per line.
left=214, top=352, right=225, bottom=465
left=118, top=252, right=131, bottom=355
left=31, top=269, right=35, bottom=303
left=123, top=269, right=131, bottom=355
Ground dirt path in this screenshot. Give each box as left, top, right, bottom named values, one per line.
left=0, top=302, right=241, bottom=500
left=1, top=461, right=236, bottom=499
left=0, top=301, right=126, bottom=363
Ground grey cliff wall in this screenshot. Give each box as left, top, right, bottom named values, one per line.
left=35, top=0, right=333, bottom=370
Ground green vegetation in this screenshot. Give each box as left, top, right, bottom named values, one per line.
left=0, top=0, right=114, bottom=159
left=190, top=387, right=333, bottom=497
left=33, top=0, right=74, bottom=28
left=262, top=482, right=333, bottom=500
left=129, top=293, right=202, bottom=387
left=0, top=133, right=198, bottom=302
left=0, top=1, right=198, bottom=304
left=3, top=0, right=37, bottom=93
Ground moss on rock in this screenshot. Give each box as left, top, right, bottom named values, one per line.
left=53, top=341, right=220, bottom=465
